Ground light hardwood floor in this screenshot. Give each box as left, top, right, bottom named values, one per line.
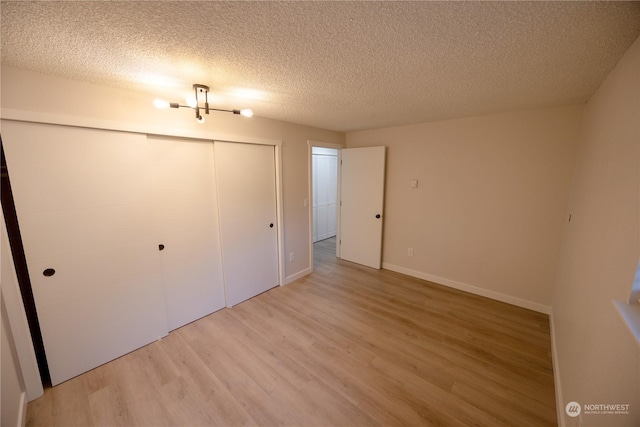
left=26, top=237, right=557, bottom=426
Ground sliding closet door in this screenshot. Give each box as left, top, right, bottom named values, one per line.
left=2, top=121, right=168, bottom=385
left=214, top=142, right=279, bottom=307
left=148, top=136, right=225, bottom=330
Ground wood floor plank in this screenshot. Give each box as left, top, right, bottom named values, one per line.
left=25, top=387, right=53, bottom=427
left=26, top=237, right=557, bottom=426
left=163, top=329, right=257, bottom=426
left=107, top=348, right=177, bottom=427
left=87, top=383, right=134, bottom=427
left=50, top=376, right=93, bottom=426
left=451, top=379, right=557, bottom=427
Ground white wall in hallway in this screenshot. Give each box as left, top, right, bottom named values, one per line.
left=312, top=147, right=338, bottom=243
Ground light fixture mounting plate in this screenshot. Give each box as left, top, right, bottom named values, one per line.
left=193, top=84, right=210, bottom=92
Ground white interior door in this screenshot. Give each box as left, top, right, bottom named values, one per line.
left=148, top=136, right=225, bottom=331
left=2, top=121, right=169, bottom=385
left=214, top=142, right=279, bottom=307
left=339, top=146, right=386, bottom=269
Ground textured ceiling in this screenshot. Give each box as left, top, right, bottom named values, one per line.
left=2, top=1, right=640, bottom=132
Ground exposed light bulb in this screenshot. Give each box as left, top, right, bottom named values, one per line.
left=186, top=95, right=198, bottom=108
left=153, top=99, right=170, bottom=109
left=240, top=109, right=254, bottom=118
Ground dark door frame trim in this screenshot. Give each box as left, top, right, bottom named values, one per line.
left=1, top=137, right=51, bottom=387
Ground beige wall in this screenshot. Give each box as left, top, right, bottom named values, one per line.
left=1, top=294, right=26, bottom=427
left=552, top=36, right=640, bottom=427
left=347, top=105, right=583, bottom=312
left=1, top=206, right=33, bottom=425
left=0, top=66, right=345, bottom=283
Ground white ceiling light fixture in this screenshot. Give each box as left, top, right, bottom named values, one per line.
left=154, top=84, right=253, bottom=124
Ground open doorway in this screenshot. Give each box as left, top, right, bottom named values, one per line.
left=309, top=143, right=386, bottom=272
left=309, top=143, right=341, bottom=270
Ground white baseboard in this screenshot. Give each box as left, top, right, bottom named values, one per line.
left=18, top=391, right=27, bottom=427
left=284, top=267, right=312, bottom=285
left=549, top=312, right=564, bottom=427
left=381, top=263, right=552, bottom=314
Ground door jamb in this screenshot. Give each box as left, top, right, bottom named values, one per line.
left=274, top=144, right=285, bottom=287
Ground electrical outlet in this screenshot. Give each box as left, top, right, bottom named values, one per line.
left=408, top=248, right=414, bottom=256
left=289, top=252, right=295, bottom=262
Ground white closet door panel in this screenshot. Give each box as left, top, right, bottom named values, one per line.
left=159, top=231, right=219, bottom=270
left=317, top=205, right=329, bottom=240
left=36, top=273, right=164, bottom=348
left=149, top=138, right=213, bottom=186
left=3, top=122, right=148, bottom=165
left=153, top=200, right=218, bottom=238
left=162, top=265, right=221, bottom=329
left=74, top=133, right=149, bottom=165
left=215, top=142, right=279, bottom=307
left=312, top=156, right=319, bottom=207
left=2, top=121, right=169, bottom=385
left=158, top=231, right=224, bottom=329
left=27, top=242, right=160, bottom=308
left=7, top=163, right=154, bottom=214
left=153, top=162, right=215, bottom=203
left=148, top=136, right=225, bottom=331
left=44, top=298, right=167, bottom=386
left=7, top=164, right=89, bottom=213
left=147, top=136, right=212, bottom=165
left=17, top=205, right=156, bottom=261
left=317, top=156, right=329, bottom=206
left=87, top=163, right=154, bottom=207
left=312, top=155, right=319, bottom=242
left=328, top=205, right=337, bottom=237
left=327, top=155, right=338, bottom=238
left=312, top=207, right=319, bottom=242
left=328, top=156, right=338, bottom=203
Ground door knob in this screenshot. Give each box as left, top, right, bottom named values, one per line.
left=375, top=214, right=381, bottom=219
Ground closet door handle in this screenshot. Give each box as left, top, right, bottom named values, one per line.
left=43, top=268, right=56, bottom=277
left=269, top=223, right=274, bottom=228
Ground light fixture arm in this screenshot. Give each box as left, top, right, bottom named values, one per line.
left=168, top=103, right=241, bottom=114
